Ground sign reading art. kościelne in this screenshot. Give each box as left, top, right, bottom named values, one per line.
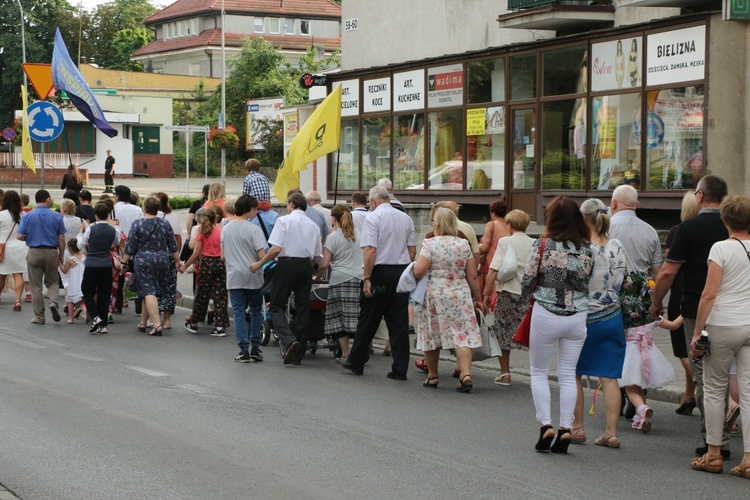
left=646, top=25, right=706, bottom=87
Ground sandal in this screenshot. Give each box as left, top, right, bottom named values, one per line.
left=415, top=358, right=428, bottom=373
left=13, top=302, right=21, bottom=312
left=148, top=325, right=163, bottom=337
left=423, top=376, right=439, bottom=389
left=550, top=428, right=572, bottom=454
left=137, top=323, right=148, bottom=332
left=494, top=373, right=511, bottom=386
left=690, top=453, right=723, bottom=473
left=456, top=374, right=473, bottom=393
left=570, top=428, right=587, bottom=444
left=451, top=367, right=461, bottom=379
left=731, top=462, right=750, bottom=479
left=594, top=433, right=620, bottom=449
left=535, top=425, right=555, bottom=452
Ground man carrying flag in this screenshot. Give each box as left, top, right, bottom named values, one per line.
left=51, top=28, right=117, bottom=138
left=274, top=85, right=342, bottom=200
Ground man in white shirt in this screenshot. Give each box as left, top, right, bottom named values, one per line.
left=350, top=192, right=368, bottom=234
left=306, top=191, right=332, bottom=228
left=250, top=192, right=322, bottom=365
left=341, top=185, right=416, bottom=379
left=112, top=184, right=144, bottom=314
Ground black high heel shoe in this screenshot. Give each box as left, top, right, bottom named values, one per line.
left=551, top=428, right=572, bottom=454
left=535, top=425, right=555, bottom=452
left=675, top=397, right=696, bottom=415
left=148, top=325, right=163, bottom=337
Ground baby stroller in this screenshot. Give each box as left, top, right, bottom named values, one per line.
left=246, top=261, right=275, bottom=346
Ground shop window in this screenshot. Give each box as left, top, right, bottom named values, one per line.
left=512, top=108, right=536, bottom=190
left=426, top=110, right=464, bottom=190
left=467, top=58, right=505, bottom=104
left=392, top=114, right=425, bottom=189
left=543, top=45, right=587, bottom=96
left=300, top=20, right=311, bottom=35
left=645, top=86, right=704, bottom=190
left=541, top=98, right=586, bottom=190
left=589, top=93, right=642, bottom=190
left=254, top=18, right=264, bottom=33
left=285, top=19, right=294, bottom=35
left=467, top=106, right=505, bottom=190
left=510, top=54, right=536, bottom=100
left=333, top=119, right=359, bottom=190
left=269, top=18, right=281, bottom=34
left=362, top=117, right=391, bottom=190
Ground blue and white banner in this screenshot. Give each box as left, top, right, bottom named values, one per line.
left=52, top=28, right=118, bottom=138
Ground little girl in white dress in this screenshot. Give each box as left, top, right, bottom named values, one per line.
left=618, top=315, right=680, bottom=434
left=59, top=239, right=85, bottom=324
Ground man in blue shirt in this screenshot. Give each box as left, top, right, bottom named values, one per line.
left=17, top=190, right=67, bottom=324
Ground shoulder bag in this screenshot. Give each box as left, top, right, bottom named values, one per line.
left=496, top=237, right=518, bottom=283
left=472, top=309, right=503, bottom=361
left=0, top=222, right=17, bottom=262
left=512, top=237, right=546, bottom=348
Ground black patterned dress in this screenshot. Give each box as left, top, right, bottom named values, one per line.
left=125, top=217, right=178, bottom=297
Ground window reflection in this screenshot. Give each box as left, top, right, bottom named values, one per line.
left=467, top=106, right=505, bottom=190
left=589, top=93, right=642, bottom=190
left=392, top=114, right=425, bottom=189
left=646, top=86, right=704, bottom=190
left=541, top=99, right=586, bottom=190
left=362, top=117, right=390, bottom=190
left=333, top=119, right=359, bottom=190
left=427, top=110, right=464, bottom=190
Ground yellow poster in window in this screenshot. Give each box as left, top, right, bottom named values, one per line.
left=599, top=106, right=617, bottom=159
left=466, top=108, right=486, bottom=136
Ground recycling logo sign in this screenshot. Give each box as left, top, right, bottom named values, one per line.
left=27, top=102, right=64, bottom=143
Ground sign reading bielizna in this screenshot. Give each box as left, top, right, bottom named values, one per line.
left=646, top=25, right=706, bottom=86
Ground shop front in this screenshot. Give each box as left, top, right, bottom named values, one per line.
left=328, top=16, right=712, bottom=221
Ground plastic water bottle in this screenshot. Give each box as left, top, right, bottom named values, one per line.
left=692, top=330, right=710, bottom=362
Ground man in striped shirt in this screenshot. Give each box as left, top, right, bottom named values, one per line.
left=341, top=185, right=416, bottom=380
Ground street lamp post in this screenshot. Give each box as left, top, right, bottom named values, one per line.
left=220, top=0, right=226, bottom=183
left=15, top=0, right=28, bottom=192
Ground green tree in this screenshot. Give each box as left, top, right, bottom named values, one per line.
left=0, top=0, right=80, bottom=124
left=110, top=27, right=154, bottom=71
left=86, top=0, right=157, bottom=69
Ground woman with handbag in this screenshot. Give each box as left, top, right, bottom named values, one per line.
left=0, top=191, right=28, bottom=311
left=689, top=195, right=750, bottom=477
left=570, top=198, right=628, bottom=448
left=122, top=196, right=181, bottom=337
left=484, top=209, right=534, bottom=386
left=412, top=208, right=486, bottom=392
left=522, top=196, right=593, bottom=453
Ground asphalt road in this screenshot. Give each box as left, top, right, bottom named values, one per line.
left=0, top=300, right=748, bottom=499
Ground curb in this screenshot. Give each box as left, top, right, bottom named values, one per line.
left=175, top=294, right=684, bottom=405
left=0, top=484, right=20, bottom=500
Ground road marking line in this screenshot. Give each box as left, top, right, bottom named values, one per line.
left=66, top=353, right=106, bottom=362
left=0, top=334, right=46, bottom=349
left=126, top=366, right=170, bottom=377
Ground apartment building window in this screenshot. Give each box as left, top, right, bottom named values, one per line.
left=254, top=18, right=264, bottom=33
left=269, top=18, right=281, bottom=34
left=300, top=20, right=311, bottom=35
left=285, top=19, right=295, bottom=34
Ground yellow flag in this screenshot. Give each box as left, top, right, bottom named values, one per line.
left=20, top=85, right=36, bottom=174
left=273, top=160, right=299, bottom=202
left=286, top=86, right=341, bottom=174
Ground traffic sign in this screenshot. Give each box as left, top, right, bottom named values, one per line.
left=2, top=127, right=16, bottom=142
left=27, top=102, right=64, bottom=142
left=22, top=63, right=55, bottom=100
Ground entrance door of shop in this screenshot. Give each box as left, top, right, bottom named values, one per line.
left=508, top=107, right=538, bottom=220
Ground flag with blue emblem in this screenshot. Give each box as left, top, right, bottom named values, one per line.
left=52, top=28, right=118, bottom=138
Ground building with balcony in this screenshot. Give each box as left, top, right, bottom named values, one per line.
left=305, top=0, right=749, bottom=223
left=131, top=0, right=342, bottom=77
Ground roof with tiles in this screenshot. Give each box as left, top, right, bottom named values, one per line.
left=132, top=29, right=341, bottom=57
left=145, top=0, right=341, bottom=24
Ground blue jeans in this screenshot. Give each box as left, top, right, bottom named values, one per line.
left=229, top=288, right=263, bottom=353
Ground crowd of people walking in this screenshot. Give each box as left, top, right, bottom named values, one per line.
left=0, top=168, right=748, bottom=478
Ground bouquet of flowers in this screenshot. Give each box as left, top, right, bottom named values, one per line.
left=208, top=125, right=239, bottom=150
left=621, top=272, right=655, bottom=329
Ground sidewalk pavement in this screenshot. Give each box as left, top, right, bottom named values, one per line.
left=0, top=484, right=19, bottom=500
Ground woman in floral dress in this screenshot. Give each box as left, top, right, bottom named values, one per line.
left=413, top=207, right=485, bottom=392
left=122, top=196, right=180, bottom=336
